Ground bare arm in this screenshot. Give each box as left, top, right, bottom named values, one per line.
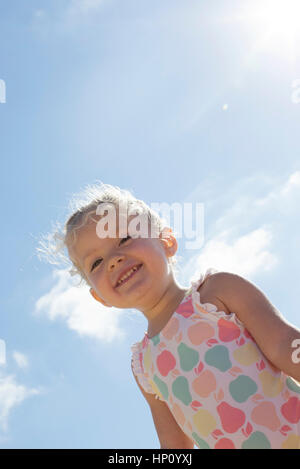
left=207, top=271, right=300, bottom=382
left=131, top=363, right=195, bottom=449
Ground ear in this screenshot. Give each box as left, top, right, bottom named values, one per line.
left=89, top=288, right=112, bottom=307
left=159, top=228, right=178, bottom=257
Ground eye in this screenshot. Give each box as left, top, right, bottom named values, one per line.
left=91, top=258, right=102, bottom=272
left=90, top=237, right=131, bottom=272
left=119, top=235, right=131, bottom=245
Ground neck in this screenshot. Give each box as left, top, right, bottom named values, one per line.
left=140, top=280, right=189, bottom=339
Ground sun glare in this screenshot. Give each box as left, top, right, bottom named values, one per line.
left=253, top=0, right=300, bottom=38
left=225, top=0, right=300, bottom=64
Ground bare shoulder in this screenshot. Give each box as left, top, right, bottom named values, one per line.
left=199, top=270, right=267, bottom=314
left=197, top=271, right=240, bottom=315
left=203, top=271, right=261, bottom=296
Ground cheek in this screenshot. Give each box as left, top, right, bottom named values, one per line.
left=135, top=241, right=168, bottom=271
left=90, top=269, right=107, bottom=290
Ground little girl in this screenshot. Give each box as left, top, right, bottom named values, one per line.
left=39, top=182, right=300, bottom=449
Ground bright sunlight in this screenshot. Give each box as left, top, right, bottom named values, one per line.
left=220, top=0, right=300, bottom=66
left=252, top=0, right=300, bottom=39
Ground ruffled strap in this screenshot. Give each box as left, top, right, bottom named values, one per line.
left=190, top=267, right=245, bottom=327
left=190, top=267, right=219, bottom=294
left=131, top=341, right=158, bottom=397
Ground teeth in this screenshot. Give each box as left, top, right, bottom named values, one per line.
left=117, top=266, right=139, bottom=286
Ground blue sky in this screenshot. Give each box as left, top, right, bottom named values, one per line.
left=1, top=0, right=300, bottom=449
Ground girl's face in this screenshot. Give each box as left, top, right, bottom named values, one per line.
left=67, top=211, right=178, bottom=311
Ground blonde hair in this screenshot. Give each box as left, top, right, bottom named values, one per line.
left=37, top=181, right=180, bottom=287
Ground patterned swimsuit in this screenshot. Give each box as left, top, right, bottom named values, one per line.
left=131, top=268, right=300, bottom=449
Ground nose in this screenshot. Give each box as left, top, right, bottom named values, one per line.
left=108, top=255, right=125, bottom=272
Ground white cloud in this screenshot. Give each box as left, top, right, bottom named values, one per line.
left=180, top=171, right=300, bottom=285
left=211, top=170, right=300, bottom=237
left=255, top=170, right=300, bottom=206
left=0, top=371, right=41, bottom=433
left=12, top=352, right=29, bottom=370
left=34, top=269, right=126, bottom=343
left=181, top=227, right=277, bottom=284
left=281, top=171, right=300, bottom=195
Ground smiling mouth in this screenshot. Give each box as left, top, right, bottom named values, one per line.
left=115, top=264, right=143, bottom=288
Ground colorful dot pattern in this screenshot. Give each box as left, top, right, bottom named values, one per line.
left=131, top=268, right=300, bottom=449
